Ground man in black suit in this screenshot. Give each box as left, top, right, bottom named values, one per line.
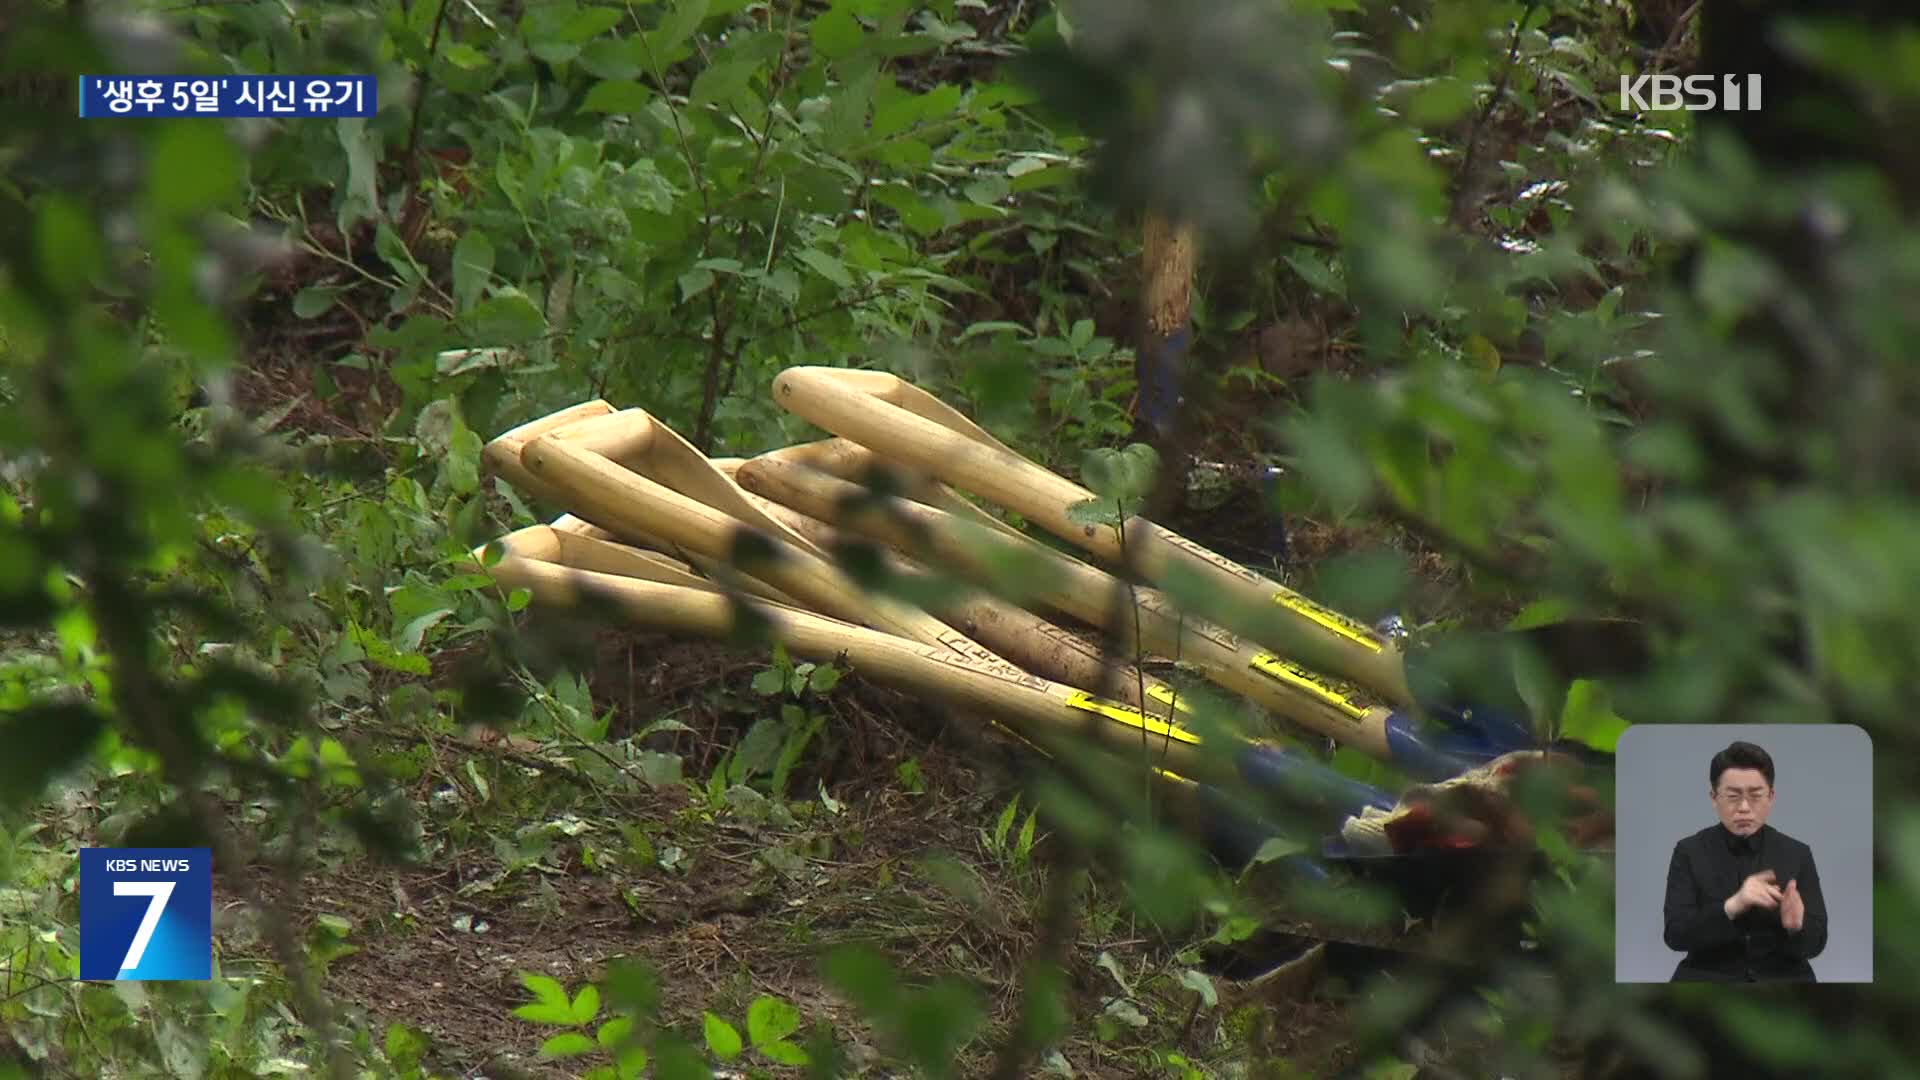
left=1663, top=741, right=1828, bottom=981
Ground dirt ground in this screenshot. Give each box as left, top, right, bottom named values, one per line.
left=212, top=635, right=1372, bottom=1078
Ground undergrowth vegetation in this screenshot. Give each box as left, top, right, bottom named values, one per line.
left=4, top=0, right=1919, bottom=1077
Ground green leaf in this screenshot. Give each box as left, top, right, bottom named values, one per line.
left=596, top=1015, right=634, bottom=1048
left=441, top=42, right=492, bottom=70
left=337, top=117, right=381, bottom=230
left=540, top=1032, right=598, bottom=1059
left=292, top=286, right=342, bottom=319
left=148, top=122, right=242, bottom=216
left=571, top=985, right=601, bottom=1025
left=468, top=292, right=547, bottom=346
left=1080, top=447, right=1120, bottom=498
left=348, top=623, right=432, bottom=676
left=514, top=974, right=578, bottom=1025
left=703, top=1012, right=743, bottom=1061
left=900, top=978, right=986, bottom=1075
left=691, top=58, right=757, bottom=107
left=747, top=996, right=801, bottom=1048
left=1177, top=969, right=1218, bottom=1009
left=0, top=704, right=107, bottom=811
left=1505, top=597, right=1574, bottom=631
left=1015, top=809, right=1038, bottom=863
left=375, top=222, right=417, bottom=280
left=506, top=587, right=532, bottom=612
left=30, top=196, right=99, bottom=299
left=810, top=7, right=863, bottom=58
left=645, top=0, right=710, bottom=58
left=652, top=1032, right=713, bottom=1080
left=565, top=7, right=625, bottom=41
left=396, top=608, right=453, bottom=653
left=733, top=717, right=785, bottom=780
left=678, top=267, right=716, bottom=302
left=822, top=944, right=900, bottom=1018
left=451, top=231, right=493, bottom=313
left=384, top=1023, right=430, bottom=1068
left=1247, top=836, right=1307, bottom=865
left=1116, top=442, right=1161, bottom=501
left=751, top=668, right=787, bottom=697
left=806, top=664, right=841, bottom=694
left=760, top=1039, right=811, bottom=1065
left=823, top=60, right=877, bottom=151
left=795, top=248, right=853, bottom=288
left=992, top=796, right=1019, bottom=850
left=580, top=38, right=644, bottom=80
left=1559, top=679, right=1630, bottom=752
left=1068, top=318, right=1094, bottom=351
left=615, top=1045, right=649, bottom=1080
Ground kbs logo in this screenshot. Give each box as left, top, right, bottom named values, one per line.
left=1619, top=73, right=1762, bottom=112
left=79, top=848, right=213, bottom=981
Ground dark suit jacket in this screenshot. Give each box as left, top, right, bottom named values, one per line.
left=1664, top=822, right=1828, bottom=982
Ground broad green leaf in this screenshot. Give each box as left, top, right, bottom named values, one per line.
left=1559, top=679, right=1630, bottom=752
left=1080, top=447, right=1120, bottom=498
left=746, top=996, right=801, bottom=1047
left=396, top=608, right=452, bottom=654
left=1177, top=969, right=1218, bottom=1009
left=292, top=286, right=342, bottom=319
left=148, top=122, right=241, bottom=216
left=540, top=1032, right=598, bottom=1059
left=580, top=37, right=644, bottom=80
left=451, top=230, right=494, bottom=313
left=0, top=704, right=107, bottom=811
left=678, top=267, right=716, bottom=302
left=795, top=248, right=853, bottom=288
left=563, top=7, right=625, bottom=41
left=760, top=1039, right=810, bottom=1065
left=690, top=58, right=757, bottom=106
left=571, top=985, right=601, bottom=1025
left=822, top=945, right=900, bottom=1017
left=35, top=195, right=103, bottom=297
left=514, top=974, right=576, bottom=1025
left=732, top=717, right=785, bottom=781
left=581, top=79, right=653, bottom=114
left=645, top=0, right=710, bottom=58
left=900, top=978, right=985, bottom=1076
left=811, top=8, right=863, bottom=58
left=441, top=42, right=491, bottom=70
left=703, top=1012, right=742, bottom=1061
left=751, top=668, right=787, bottom=696
left=596, top=1015, right=634, bottom=1048
left=806, top=664, right=841, bottom=693
left=468, top=292, right=546, bottom=345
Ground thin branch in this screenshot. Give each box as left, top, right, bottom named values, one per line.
left=1451, top=1, right=1542, bottom=227
left=402, top=0, right=456, bottom=186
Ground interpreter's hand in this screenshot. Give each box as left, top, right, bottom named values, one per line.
left=1781, top=878, right=1805, bottom=932
left=1725, top=869, right=1784, bottom=918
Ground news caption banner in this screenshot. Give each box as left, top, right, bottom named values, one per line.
left=77, top=75, right=377, bottom=118
left=78, top=848, right=213, bottom=981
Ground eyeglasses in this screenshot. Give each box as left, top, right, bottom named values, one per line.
left=1715, top=789, right=1771, bottom=808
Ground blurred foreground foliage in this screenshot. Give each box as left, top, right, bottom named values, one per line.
left=2, top=0, right=1918, bottom=1077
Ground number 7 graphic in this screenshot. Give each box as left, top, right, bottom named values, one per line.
left=114, top=881, right=175, bottom=972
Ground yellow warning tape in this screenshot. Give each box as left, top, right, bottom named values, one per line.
left=1063, top=689, right=1202, bottom=745
left=1248, top=652, right=1371, bottom=721
left=1273, top=592, right=1384, bottom=653
left=1145, top=683, right=1195, bottom=714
